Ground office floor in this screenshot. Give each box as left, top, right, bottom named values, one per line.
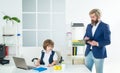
left=92, top=62, right=120, bottom=73
left=104, top=63, right=119, bottom=73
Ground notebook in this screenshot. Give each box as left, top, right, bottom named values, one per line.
left=33, top=67, right=47, bottom=72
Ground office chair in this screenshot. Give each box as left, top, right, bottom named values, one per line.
left=0, top=44, right=9, bottom=65
left=32, top=56, right=63, bottom=64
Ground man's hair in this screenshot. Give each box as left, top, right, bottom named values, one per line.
left=89, top=9, right=101, bottom=18
left=43, top=39, right=54, bottom=50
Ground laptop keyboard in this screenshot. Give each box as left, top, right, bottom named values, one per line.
left=28, top=66, right=35, bottom=69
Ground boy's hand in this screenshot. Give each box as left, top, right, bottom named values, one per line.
left=35, top=60, right=40, bottom=67
left=47, top=64, right=53, bottom=67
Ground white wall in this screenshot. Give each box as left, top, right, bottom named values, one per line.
left=0, top=0, right=22, bottom=26
left=1, top=1, right=120, bottom=72
left=0, top=0, right=22, bottom=55
left=66, top=0, right=120, bottom=73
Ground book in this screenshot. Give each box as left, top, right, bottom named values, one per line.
left=72, top=40, right=85, bottom=46
left=72, top=47, right=77, bottom=56
left=72, top=46, right=84, bottom=56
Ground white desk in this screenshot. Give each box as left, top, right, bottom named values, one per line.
left=0, top=57, right=91, bottom=73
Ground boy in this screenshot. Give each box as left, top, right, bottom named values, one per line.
left=35, top=39, right=58, bottom=67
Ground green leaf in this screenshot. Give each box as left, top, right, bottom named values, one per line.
left=11, top=17, right=20, bottom=23
left=3, top=15, right=11, bottom=20
left=3, top=15, right=21, bottom=24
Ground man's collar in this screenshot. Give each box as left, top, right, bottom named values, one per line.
left=91, top=20, right=101, bottom=26
left=95, top=20, right=101, bottom=26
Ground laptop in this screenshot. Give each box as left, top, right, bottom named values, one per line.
left=13, top=57, right=35, bottom=70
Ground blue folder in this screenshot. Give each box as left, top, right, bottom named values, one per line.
left=33, top=67, right=47, bottom=72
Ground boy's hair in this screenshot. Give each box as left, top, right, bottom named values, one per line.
left=43, top=39, right=54, bottom=50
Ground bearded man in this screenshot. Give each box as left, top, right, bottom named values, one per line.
left=84, top=9, right=111, bottom=73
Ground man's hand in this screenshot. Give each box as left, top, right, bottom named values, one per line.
left=84, top=36, right=90, bottom=41
left=87, top=40, right=99, bottom=46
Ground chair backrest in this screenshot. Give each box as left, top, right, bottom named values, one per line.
left=55, top=51, right=63, bottom=64
left=0, top=44, right=5, bottom=59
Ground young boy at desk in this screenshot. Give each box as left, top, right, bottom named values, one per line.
left=35, top=39, right=58, bottom=67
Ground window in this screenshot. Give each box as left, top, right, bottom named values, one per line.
left=22, top=0, right=66, bottom=48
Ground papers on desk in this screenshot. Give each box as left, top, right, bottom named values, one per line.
left=33, top=67, right=47, bottom=72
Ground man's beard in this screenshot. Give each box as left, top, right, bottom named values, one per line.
left=91, top=19, right=99, bottom=25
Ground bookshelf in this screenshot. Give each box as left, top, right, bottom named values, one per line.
left=67, top=23, right=85, bottom=64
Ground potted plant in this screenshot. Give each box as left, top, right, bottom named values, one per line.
left=3, top=15, right=20, bottom=24
left=2, top=15, right=21, bottom=35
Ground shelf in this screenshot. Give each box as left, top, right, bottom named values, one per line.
left=72, top=40, right=85, bottom=46
left=67, top=54, right=85, bottom=64
left=3, top=34, right=15, bottom=36
left=71, top=55, right=85, bottom=58
left=67, top=54, right=84, bottom=58
left=3, top=35, right=17, bottom=46
left=5, top=44, right=17, bottom=46
left=71, top=23, right=85, bottom=64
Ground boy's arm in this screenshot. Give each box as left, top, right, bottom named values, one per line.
left=48, top=52, right=58, bottom=67
left=47, top=60, right=57, bottom=67
left=51, top=60, right=57, bottom=65
left=35, top=59, right=40, bottom=67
